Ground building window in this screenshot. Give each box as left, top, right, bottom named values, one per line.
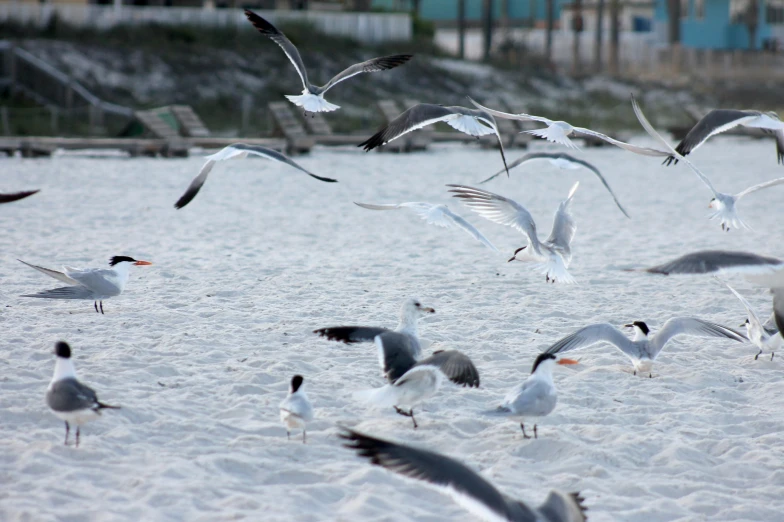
left=681, top=0, right=690, bottom=19
left=694, top=0, right=705, bottom=19
left=768, top=0, right=784, bottom=24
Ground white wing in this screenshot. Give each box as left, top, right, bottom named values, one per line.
left=630, top=96, right=720, bottom=195
left=18, top=259, right=80, bottom=285
left=571, top=126, right=671, bottom=157
left=744, top=113, right=784, bottom=130
left=544, top=323, right=638, bottom=359
left=445, top=115, right=496, bottom=136
left=467, top=96, right=553, bottom=125
left=525, top=126, right=579, bottom=149
left=650, top=317, right=747, bottom=356
left=719, top=279, right=764, bottom=342
left=734, top=177, right=784, bottom=200
left=546, top=182, right=579, bottom=252
left=447, top=185, right=542, bottom=256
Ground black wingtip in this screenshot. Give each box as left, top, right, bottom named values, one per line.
left=0, top=189, right=40, bottom=204
left=358, top=130, right=385, bottom=152
left=376, top=54, right=414, bottom=70
left=173, top=188, right=199, bottom=209
left=244, top=9, right=280, bottom=36
left=308, top=172, right=338, bottom=183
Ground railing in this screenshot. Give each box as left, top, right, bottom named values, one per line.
left=0, top=5, right=412, bottom=44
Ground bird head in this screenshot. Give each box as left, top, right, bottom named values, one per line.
left=109, top=256, right=153, bottom=267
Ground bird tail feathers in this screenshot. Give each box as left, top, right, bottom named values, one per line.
left=286, top=92, right=340, bottom=113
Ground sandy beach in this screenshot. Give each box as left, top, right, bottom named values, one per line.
left=1, top=137, right=783, bottom=521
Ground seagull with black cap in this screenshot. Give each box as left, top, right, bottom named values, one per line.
left=19, top=256, right=152, bottom=314
left=47, top=341, right=119, bottom=447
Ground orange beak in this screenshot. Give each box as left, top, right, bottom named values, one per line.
left=134, top=260, right=153, bottom=266
left=557, top=358, right=579, bottom=365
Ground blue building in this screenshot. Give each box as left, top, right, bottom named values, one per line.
left=654, top=0, right=784, bottom=49
left=372, top=0, right=566, bottom=26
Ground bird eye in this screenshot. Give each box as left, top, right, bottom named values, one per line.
left=415, top=302, right=420, bottom=307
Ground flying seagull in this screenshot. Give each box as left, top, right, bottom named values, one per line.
left=279, top=375, right=314, bottom=443
left=720, top=280, right=782, bottom=361
left=631, top=96, right=784, bottom=231
left=353, top=331, right=480, bottom=428
left=544, top=318, right=746, bottom=377
left=19, top=256, right=152, bottom=314
left=358, top=103, right=511, bottom=177
left=0, top=190, right=39, bottom=204
left=314, top=297, right=435, bottom=359
left=638, top=250, right=784, bottom=337
left=353, top=201, right=498, bottom=251
left=448, top=182, right=579, bottom=283
left=479, top=152, right=629, bottom=218
left=47, top=341, right=119, bottom=447
left=663, top=109, right=784, bottom=166
left=489, top=353, right=578, bottom=439
left=340, top=428, right=588, bottom=522
left=468, top=97, right=671, bottom=156
left=244, top=10, right=412, bottom=113
left=174, top=143, right=336, bottom=209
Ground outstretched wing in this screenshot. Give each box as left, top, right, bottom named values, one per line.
left=321, top=55, right=412, bottom=93
left=0, top=190, right=39, bottom=204
left=545, top=323, right=638, bottom=359
left=720, top=280, right=765, bottom=341
left=245, top=10, right=309, bottom=89
left=21, top=286, right=96, bottom=300
left=358, top=104, right=472, bottom=151
left=734, top=177, right=784, bottom=200
left=663, top=109, right=757, bottom=165
left=18, top=259, right=80, bottom=285
left=416, top=350, right=480, bottom=387
left=650, top=317, right=746, bottom=356
left=643, top=250, right=784, bottom=277
left=546, top=182, right=578, bottom=251
left=467, top=96, right=553, bottom=125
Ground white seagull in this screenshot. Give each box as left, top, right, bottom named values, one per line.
left=358, top=103, right=511, bottom=176
left=47, top=342, right=120, bottom=447
left=245, top=10, right=411, bottom=113
left=663, top=109, right=784, bottom=166
left=468, top=96, right=671, bottom=156
left=448, top=182, right=579, bottom=284
left=174, top=143, right=336, bottom=209
left=353, top=201, right=498, bottom=251
left=479, top=151, right=629, bottom=218
left=279, top=375, right=314, bottom=443
left=313, top=297, right=435, bottom=358
left=341, top=428, right=588, bottom=522
left=720, top=280, right=782, bottom=360
left=0, top=190, right=39, bottom=204
left=352, top=331, right=480, bottom=428
left=640, top=250, right=784, bottom=343
left=545, top=318, right=746, bottom=377
left=632, top=96, right=784, bottom=231
left=490, top=353, right=578, bottom=439
left=20, top=256, right=152, bottom=314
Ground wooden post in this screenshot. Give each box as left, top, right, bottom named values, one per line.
left=458, top=0, right=466, bottom=59
left=572, top=0, right=583, bottom=75
left=50, top=106, right=58, bottom=135
left=546, top=0, right=555, bottom=62
left=241, top=94, right=252, bottom=136
left=0, top=106, right=9, bottom=136
left=609, top=0, right=619, bottom=75
left=594, top=0, right=605, bottom=73
left=482, top=0, right=494, bottom=61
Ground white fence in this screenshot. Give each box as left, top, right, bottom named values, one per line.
left=0, top=5, right=412, bottom=44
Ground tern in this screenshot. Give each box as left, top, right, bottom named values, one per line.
left=358, top=103, right=511, bottom=176
left=632, top=96, right=784, bottom=231
left=468, top=96, right=670, bottom=157
left=47, top=342, right=119, bottom=447
left=19, top=256, right=152, bottom=314
left=313, top=297, right=435, bottom=358
left=639, top=249, right=784, bottom=338
left=245, top=10, right=411, bottom=113
left=0, top=189, right=39, bottom=204
left=448, top=182, right=579, bottom=284
left=279, top=375, right=314, bottom=443
left=720, top=280, right=782, bottom=360
left=663, top=109, right=784, bottom=166
left=353, top=201, right=498, bottom=251
left=341, top=428, right=588, bottom=522
left=353, top=331, right=480, bottom=428
left=478, top=151, right=629, bottom=218
left=174, top=143, right=336, bottom=209
left=545, top=318, right=746, bottom=377
left=490, top=353, right=578, bottom=439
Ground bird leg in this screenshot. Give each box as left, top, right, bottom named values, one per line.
left=64, top=421, right=70, bottom=445
left=755, top=350, right=762, bottom=361
left=75, top=427, right=80, bottom=448
left=100, top=301, right=104, bottom=315
left=394, top=407, right=418, bottom=429
left=287, top=430, right=290, bottom=441
left=772, top=352, right=776, bottom=361
left=546, top=275, right=550, bottom=283
left=303, top=430, right=307, bottom=444
left=520, top=423, right=532, bottom=439
left=534, top=424, right=538, bottom=439
left=94, top=301, right=99, bottom=313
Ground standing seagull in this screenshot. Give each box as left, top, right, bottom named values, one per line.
left=358, top=103, right=511, bottom=177
left=353, top=201, right=498, bottom=251
left=468, top=97, right=670, bottom=156
left=491, top=353, right=578, bottom=439
left=631, top=96, right=784, bottom=231
left=279, top=375, right=314, bottom=443
left=174, top=143, right=336, bottom=209
left=545, top=318, right=746, bottom=377
left=340, top=428, right=588, bottom=522
left=720, top=280, right=782, bottom=360
left=0, top=189, right=39, bottom=204
left=448, top=183, right=579, bottom=283
left=19, top=256, right=152, bottom=314
left=663, top=109, right=784, bottom=166
left=478, top=152, right=629, bottom=218
left=353, top=332, right=480, bottom=428
left=47, top=342, right=119, bottom=447
left=313, top=297, right=435, bottom=359
left=244, top=10, right=412, bottom=113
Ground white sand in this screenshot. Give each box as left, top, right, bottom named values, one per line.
left=1, top=137, right=783, bottom=521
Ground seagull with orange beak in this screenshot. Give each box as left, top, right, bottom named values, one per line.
left=19, top=256, right=152, bottom=314
left=491, top=353, right=579, bottom=439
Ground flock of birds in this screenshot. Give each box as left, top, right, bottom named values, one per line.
left=5, top=9, right=784, bottom=522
